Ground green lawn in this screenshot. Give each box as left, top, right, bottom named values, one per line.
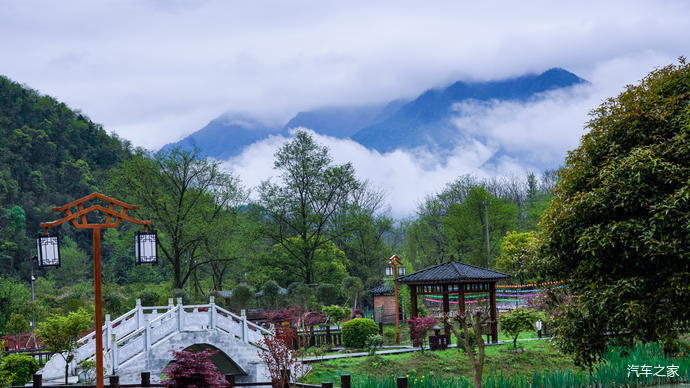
left=301, top=339, right=575, bottom=384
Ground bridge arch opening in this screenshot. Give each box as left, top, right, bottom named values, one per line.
left=163, top=343, right=247, bottom=377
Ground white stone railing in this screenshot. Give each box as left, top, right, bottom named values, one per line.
left=95, top=297, right=273, bottom=372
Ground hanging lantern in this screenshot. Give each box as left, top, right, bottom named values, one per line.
left=385, top=265, right=393, bottom=277
left=135, top=231, right=157, bottom=265
left=398, top=266, right=406, bottom=276
left=36, top=233, right=60, bottom=268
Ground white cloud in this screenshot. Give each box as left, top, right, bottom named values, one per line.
left=1, top=1, right=688, bottom=148
left=223, top=53, right=677, bottom=217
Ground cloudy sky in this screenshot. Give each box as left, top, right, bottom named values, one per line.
left=2, top=1, right=688, bottom=215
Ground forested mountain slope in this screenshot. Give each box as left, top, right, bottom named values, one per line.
left=0, top=75, right=134, bottom=277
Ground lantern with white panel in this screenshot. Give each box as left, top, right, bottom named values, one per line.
left=36, top=233, right=60, bottom=268
left=135, top=230, right=158, bottom=265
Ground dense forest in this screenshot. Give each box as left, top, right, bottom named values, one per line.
left=0, top=76, right=554, bottom=334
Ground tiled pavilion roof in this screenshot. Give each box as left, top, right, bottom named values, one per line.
left=395, top=261, right=510, bottom=284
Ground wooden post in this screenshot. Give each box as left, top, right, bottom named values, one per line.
left=397, top=376, right=408, bottom=388
left=340, top=375, right=351, bottom=388
left=32, top=374, right=42, bottom=388
left=410, top=285, right=418, bottom=318
left=321, top=383, right=333, bottom=388
left=325, top=324, right=331, bottom=344
left=393, top=263, right=400, bottom=344
left=93, top=228, right=105, bottom=388
left=140, top=371, right=151, bottom=386
left=442, top=285, right=450, bottom=337
left=489, top=282, right=498, bottom=343
left=109, top=375, right=119, bottom=388
left=459, top=285, right=465, bottom=315
left=225, top=374, right=235, bottom=387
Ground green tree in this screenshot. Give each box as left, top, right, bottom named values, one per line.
left=444, top=187, right=518, bottom=267
left=48, top=237, right=90, bottom=287
left=541, top=60, right=690, bottom=368
left=315, top=283, right=340, bottom=306
left=321, top=305, right=348, bottom=329
left=260, top=280, right=281, bottom=309
left=493, top=231, right=540, bottom=283
left=287, top=282, right=314, bottom=311
left=36, top=308, right=91, bottom=384
left=500, top=307, right=538, bottom=349
left=229, top=283, right=254, bottom=311
left=0, top=278, right=30, bottom=333
left=341, top=276, right=363, bottom=311
left=258, top=131, right=361, bottom=284
left=5, top=313, right=29, bottom=336
left=109, top=148, right=247, bottom=289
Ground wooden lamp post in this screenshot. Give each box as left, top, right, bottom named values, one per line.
left=38, top=193, right=154, bottom=388
left=385, top=254, right=405, bottom=345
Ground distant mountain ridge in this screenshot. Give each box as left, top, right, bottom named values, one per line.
left=162, top=68, right=586, bottom=159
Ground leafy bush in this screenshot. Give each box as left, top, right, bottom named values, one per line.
left=342, top=318, right=378, bottom=348
left=365, top=334, right=384, bottom=356
left=0, top=354, right=39, bottom=385
left=383, top=327, right=397, bottom=344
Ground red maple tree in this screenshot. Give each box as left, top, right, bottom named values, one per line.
left=257, top=327, right=303, bottom=387
left=161, top=349, right=226, bottom=388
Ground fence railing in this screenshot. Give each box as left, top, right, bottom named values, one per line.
left=6, top=348, right=53, bottom=364
left=292, top=327, right=342, bottom=349
left=23, top=372, right=414, bottom=388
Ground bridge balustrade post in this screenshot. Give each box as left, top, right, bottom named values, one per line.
left=176, top=297, right=184, bottom=331
left=144, top=320, right=151, bottom=369
left=168, top=298, right=174, bottom=309
left=111, top=333, right=119, bottom=374
left=105, top=314, right=112, bottom=350
left=209, top=296, right=216, bottom=329
left=240, top=309, right=248, bottom=343
left=135, top=299, right=143, bottom=330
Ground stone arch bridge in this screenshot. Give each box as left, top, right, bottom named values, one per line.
left=40, top=297, right=272, bottom=384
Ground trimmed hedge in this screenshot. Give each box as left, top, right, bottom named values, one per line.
left=342, top=318, right=378, bottom=348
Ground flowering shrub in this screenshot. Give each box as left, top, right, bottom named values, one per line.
left=161, top=349, right=226, bottom=388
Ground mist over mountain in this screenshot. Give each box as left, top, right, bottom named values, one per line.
left=163, top=68, right=586, bottom=164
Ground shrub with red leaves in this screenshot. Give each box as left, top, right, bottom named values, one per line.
left=407, top=316, right=438, bottom=349
left=161, top=349, right=226, bottom=388
left=265, top=307, right=302, bottom=326
left=258, top=327, right=302, bottom=387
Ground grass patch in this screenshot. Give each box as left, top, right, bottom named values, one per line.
left=301, top=339, right=574, bottom=384
left=300, top=340, right=689, bottom=387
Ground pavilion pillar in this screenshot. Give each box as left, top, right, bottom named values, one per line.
left=442, top=285, right=450, bottom=337
left=489, top=282, right=498, bottom=343
left=410, top=285, right=418, bottom=318
left=458, top=284, right=465, bottom=315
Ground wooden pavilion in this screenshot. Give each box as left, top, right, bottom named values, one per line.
left=395, top=261, right=510, bottom=343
